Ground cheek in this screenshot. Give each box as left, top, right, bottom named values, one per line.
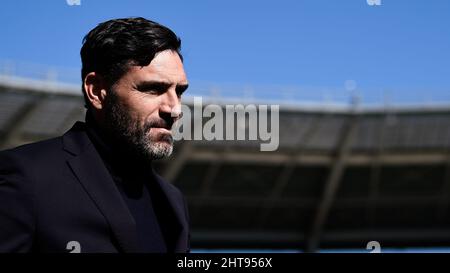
left=127, top=95, right=161, bottom=122
left=141, top=97, right=163, bottom=119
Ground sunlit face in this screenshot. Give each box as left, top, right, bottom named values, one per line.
left=103, top=50, right=188, bottom=160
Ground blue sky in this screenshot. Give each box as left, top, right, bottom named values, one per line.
left=1, top=0, right=449, bottom=104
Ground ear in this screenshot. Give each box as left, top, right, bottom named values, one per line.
left=83, top=72, right=107, bottom=110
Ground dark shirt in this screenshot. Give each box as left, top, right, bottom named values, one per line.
left=85, top=112, right=169, bottom=253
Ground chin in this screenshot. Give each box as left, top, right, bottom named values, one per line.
left=145, top=142, right=173, bottom=160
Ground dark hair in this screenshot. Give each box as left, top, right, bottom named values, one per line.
left=80, top=17, right=182, bottom=108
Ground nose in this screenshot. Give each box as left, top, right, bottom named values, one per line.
left=159, top=88, right=182, bottom=121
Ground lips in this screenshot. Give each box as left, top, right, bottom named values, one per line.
left=151, top=128, right=174, bottom=143
left=151, top=121, right=172, bottom=131
left=146, top=119, right=173, bottom=136
left=153, top=127, right=171, bottom=132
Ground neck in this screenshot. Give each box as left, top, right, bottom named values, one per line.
left=85, top=110, right=153, bottom=174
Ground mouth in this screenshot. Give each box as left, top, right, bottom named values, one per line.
left=151, top=127, right=172, bottom=134
left=151, top=127, right=174, bottom=144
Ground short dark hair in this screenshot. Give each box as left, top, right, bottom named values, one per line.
left=80, top=17, right=182, bottom=108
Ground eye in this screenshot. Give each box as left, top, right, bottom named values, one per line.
left=137, top=84, right=167, bottom=95
left=176, top=85, right=189, bottom=97
left=144, top=89, right=164, bottom=95
left=176, top=89, right=184, bottom=98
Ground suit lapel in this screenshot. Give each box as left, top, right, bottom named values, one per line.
left=152, top=169, right=189, bottom=252
left=63, top=122, right=139, bottom=253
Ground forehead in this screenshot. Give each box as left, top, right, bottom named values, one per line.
left=126, top=49, right=188, bottom=84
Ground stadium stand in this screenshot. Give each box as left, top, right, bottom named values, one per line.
left=1, top=69, right=450, bottom=252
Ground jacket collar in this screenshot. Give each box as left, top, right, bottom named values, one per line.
left=62, top=122, right=188, bottom=252
left=151, top=168, right=189, bottom=252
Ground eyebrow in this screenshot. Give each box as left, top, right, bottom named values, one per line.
left=135, top=80, right=189, bottom=94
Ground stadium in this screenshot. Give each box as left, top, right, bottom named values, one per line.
left=1, top=63, right=449, bottom=253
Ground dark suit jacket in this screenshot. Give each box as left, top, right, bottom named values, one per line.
left=0, top=122, right=190, bottom=253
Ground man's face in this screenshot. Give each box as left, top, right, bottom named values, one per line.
left=103, top=50, right=188, bottom=160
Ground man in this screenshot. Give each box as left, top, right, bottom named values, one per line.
left=0, top=17, right=190, bottom=253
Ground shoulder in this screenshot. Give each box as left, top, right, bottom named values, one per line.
left=0, top=121, right=88, bottom=173
left=0, top=121, right=89, bottom=183
left=0, top=136, right=64, bottom=173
